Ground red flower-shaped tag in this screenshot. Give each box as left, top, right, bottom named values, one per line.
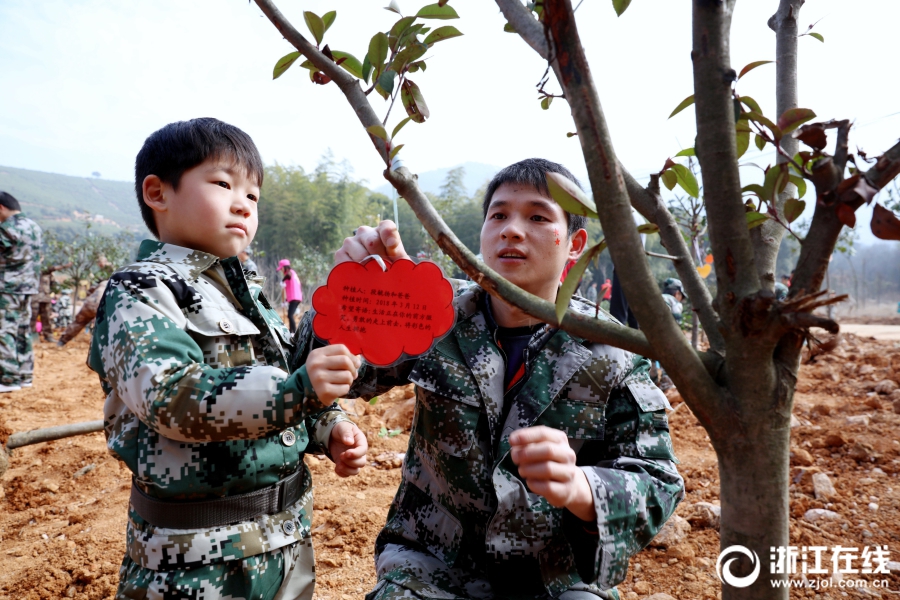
left=311, top=258, right=456, bottom=366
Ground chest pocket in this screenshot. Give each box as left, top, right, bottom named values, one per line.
left=536, top=360, right=611, bottom=440
left=184, top=306, right=261, bottom=338
left=408, top=348, right=481, bottom=458
left=626, top=370, right=678, bottom=462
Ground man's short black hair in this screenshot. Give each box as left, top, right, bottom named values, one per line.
left=482, top=158, right=588, bottom=236
left=0, top=191, right=21, bottom=211
left=134, top=118, right=264, bottom=237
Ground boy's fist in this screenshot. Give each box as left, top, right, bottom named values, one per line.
left=335, top=220, right=409, bottom=265
left=305, top=345, right=361, bottom=405
left=329, top=421, right=368, bottom=477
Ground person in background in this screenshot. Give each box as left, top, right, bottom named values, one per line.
left=661, top=277, right=685, bottom=324
left=280, top=258, right=303, bottom=333
left=239, top=246, right=258, bottom=274
left=601, top=277, right=612, bottom=302
left=0, top=191, right=42, bottom=392
left=30, top=261, right=71, bottom=342
left=585, top=281, right=598, bottom=303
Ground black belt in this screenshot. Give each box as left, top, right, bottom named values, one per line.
left=130, top=467, right=308, bottom=529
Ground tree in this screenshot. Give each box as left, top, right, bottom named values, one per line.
left=252, top=1, right=900, bottom=598
left=43, top=224, right=135, bottom=292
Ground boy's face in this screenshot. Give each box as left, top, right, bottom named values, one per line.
left=480, top=183, right=587, bottom=301
left=147, top=158, right=259, bottom=259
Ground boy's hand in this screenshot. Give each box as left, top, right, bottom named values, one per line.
left=335, top=220, right=409, bottom=265
left=329, top=421, right=368, bottom=477
left=305, top=345, right=361, bottom=405
left=509, top=426, right=596, bottom=522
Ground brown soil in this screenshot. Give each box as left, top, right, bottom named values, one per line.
left=1, top=331, right=899, bottom=599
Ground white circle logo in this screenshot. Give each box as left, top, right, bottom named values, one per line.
left=716, top=545, right=761, bottom=588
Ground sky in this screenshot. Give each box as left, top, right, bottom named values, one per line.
left=1, top=0, right=898, bottom=243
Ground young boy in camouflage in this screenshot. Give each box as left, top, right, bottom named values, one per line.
left=294, top=158, right=685, bottom=600
left=0, top=191, right=42, bottom=391
left=88, top=118, right=369, bottom=600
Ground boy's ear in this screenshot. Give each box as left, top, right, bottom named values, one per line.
left=142, top=175, right=168, bottom=214
left=567, top=228, right=588, bottom=261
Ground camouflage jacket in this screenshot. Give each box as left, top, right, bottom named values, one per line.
left=0, top=212, right=41, bottom=294
left=88, top=240, right=349, bottom=571
left=295, top=284, right=684, bottom=598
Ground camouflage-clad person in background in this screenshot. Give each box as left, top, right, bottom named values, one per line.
left=295, top=159, right=684, bottom=600
left=660, top=278, right=685, bottom=324
left=30, top=261, right=71, bottom=341
left=88, top=118, right=369, bottom=600
left=0, top=190, right=42, bottom=391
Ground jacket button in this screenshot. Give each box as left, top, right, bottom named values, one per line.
left=282, top=520, right=297, bottom=535
left=218, top=319, right=235, bottom=334
left=281, top=430, right=297, bottom=447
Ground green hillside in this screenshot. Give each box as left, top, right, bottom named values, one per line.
left=0, top=165, right=148, bottom=235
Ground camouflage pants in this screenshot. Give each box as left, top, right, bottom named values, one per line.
left=367, top=544, right=615, bottom=600
left=116, top=537, right=315, bottom=600
left=0, top=293, right=33, bottom=385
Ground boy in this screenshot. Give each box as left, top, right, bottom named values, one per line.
left=294, top=158, right=684, bottom=599
left=88, top=118, right=368, bottom=600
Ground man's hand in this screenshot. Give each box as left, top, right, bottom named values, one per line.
left=305, top=345, right=361, bottom=405
left=329, top=421, right=368, bottom=477
left=509, top=426, right=596, bottom=522
left=334, top=220, right=409, bottom=265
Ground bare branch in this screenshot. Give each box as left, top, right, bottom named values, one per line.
left=7, top=420, right=104, bottom=450
left=496, top=0, right=550, bottom=59
left=645, top=250, right=680, bottom=261
left=833, top=120, right=852, bottom=173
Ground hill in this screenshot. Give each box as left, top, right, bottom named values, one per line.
left=0, top=166, right=147, bottom=234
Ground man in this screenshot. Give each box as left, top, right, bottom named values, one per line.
left=295, top=158, right=683, bottom=599
left=0, top=191, right=42, bottom=391
left=661, top=278, right=685, bottom=324
left=30, top=261, right=71, bottom=342
left=239, top=246, right=259, bottom=274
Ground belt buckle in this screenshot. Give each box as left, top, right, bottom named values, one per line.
left=278, top=470, right=301, bottom=511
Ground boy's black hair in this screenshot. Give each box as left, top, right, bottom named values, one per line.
left=134, top=118, right=264, bottom=237
left=0, top=191, right=21, bottom=211
left=481, top=158, right=588, bottom=236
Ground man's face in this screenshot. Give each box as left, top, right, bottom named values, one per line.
left=0, top=206, right=13, bottom=222
left=155, top=158, right=259, bottom=259
left=480, top=183, right=586, bottom=300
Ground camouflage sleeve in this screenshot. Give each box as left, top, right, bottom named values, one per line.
left=572, top=357, right=685, bottom=590
left=305, top=406, right=354, bottom=458
left=87, top=272, right=330, bottom=443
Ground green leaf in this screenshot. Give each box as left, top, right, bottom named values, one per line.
left=789, top=174, right=807, bottom=198
left=668, top=95, right=695, bottom=119
left=661, top=169, right=678, bottom=191
left=369, top=396, right=379, bottom=405
left=366, top=124, right=390, bottom=142
left=742, top=184, right=766, bottom=199
left=762, top=164, right=789, bottom=203
left=541, top=97, right=552, bottom=110
left=385, top=0, right=402, bottom=15
left=754, top=133, right=766, bottom=151
left=391, top=116, right=412, bottom=138
left=556, top=241, right=606, bottom=324
left=783, top=198, right=806, bottom=223
left=566, top=132, right=578, bottom=138
left=400, top=79, right=430, bottom=122
left=389, top=16, right=417, bottom=50
left=407, top=60, right=426, bottom=73
left=367, top=32, right=390, bottom=78
left=637, top=223, right=660, bottom=235
left=415, top=3, right=459, bottom=19
left=746, top=211, right=769, bottom=230
left=674, top=148, right=695, bottom=157
left=503, top=22, right=516, bottom=33
left=736, top=130, right=750, bottom=159
left=738, top=60, right=773, bottom=80
left=423, top=25, right=463, bottom=46
left=272, top=51, right=301, bottom=80
left=331, top=51, right=363, bottom=79
left=777, top=108, right=816, bottom=135
left=808, top=32, right=824, bottom=43
left=303, top=11, right=326, bottom=46
left=390, top=41, right=427, bottom=73
left=361, top=55, right=373, bottom=83
left=746, top=111, right=783, bottom=141
left=612, top=0, right=632, bottom=16
left=670, top=163, right=700, bottom=198
left=546, top=171, right=598, bottom=219
left=739, top=95, right=762, bottom=115
left=377, top=69, right=398, bottom=97
left=389, top=144, right=405, bottom=160
left=322, top=10, right=337, bottom=33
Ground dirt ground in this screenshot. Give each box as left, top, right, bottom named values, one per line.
left=1, top=327, right=899, bottom=599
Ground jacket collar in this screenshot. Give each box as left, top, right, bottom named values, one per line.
left=137, top=239, right=227, bottom=281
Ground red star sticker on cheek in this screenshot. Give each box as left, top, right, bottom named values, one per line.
left=555, top=238, right=561, bottom=245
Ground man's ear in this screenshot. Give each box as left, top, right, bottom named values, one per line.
left=567, top=228, right=588, bottom=260
left=142, top=175, right=168, bottom=214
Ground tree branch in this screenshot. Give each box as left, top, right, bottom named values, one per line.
left=753, top=0, right=804, bottom=290
left=496, top=0, right=549, bottom=58
left=541, top=0, right=721, bottom=412
left=691, top=0, right=759, bottom=314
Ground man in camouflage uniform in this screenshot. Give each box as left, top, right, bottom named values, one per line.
left=297, top=159, right=684, bottom=599
left=88, top=118, right=369, bottom=600
left=0, top=191, right=42, bottom=391
left=30, top=262, right=70, bottom=341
